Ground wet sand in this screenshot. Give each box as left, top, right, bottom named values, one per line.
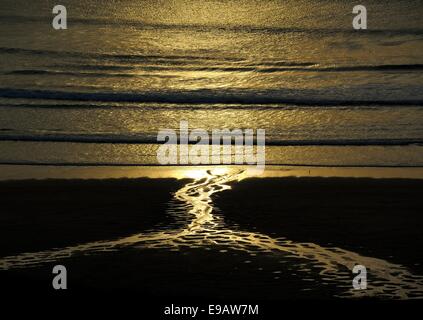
left=215, top=177, right=423, bottom=275
left=0, top=175, right=422, bottom=301
left=0, top=178, right=188, bottom=256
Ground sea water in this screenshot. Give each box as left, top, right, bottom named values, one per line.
left=0, top=0, right=422, bottom=167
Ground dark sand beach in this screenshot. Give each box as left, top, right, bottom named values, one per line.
left=0, top=178, right=188, bottom=256
left=216, top=177, right=423, bottom=275
left=0, top=175, right=422, bottom=301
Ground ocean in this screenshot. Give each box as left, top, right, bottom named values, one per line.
left=1, top=0, right=423, bottom=167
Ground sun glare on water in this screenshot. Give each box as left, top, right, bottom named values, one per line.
left=184, top=167, right=231, bottom=180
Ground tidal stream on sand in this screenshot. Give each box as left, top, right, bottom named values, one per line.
left=1, top=169, right=422, bottom=299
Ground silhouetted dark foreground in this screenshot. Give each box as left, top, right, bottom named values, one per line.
left=216, top=177, right=423, bottom=275
left=0, top=177, right=422, bottom=300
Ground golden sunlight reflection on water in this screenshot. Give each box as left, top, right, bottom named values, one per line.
left=1, top=165, right=423, bottom=181
left=1, top=167, right=423, bottom=299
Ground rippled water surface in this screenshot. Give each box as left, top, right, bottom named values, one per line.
left=0, top=1, right=423, bottom=166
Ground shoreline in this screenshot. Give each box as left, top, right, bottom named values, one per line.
left=1, top=164, right=423, bottom=181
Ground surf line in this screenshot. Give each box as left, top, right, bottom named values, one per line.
left=0, top=169, right=423, bottom=299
